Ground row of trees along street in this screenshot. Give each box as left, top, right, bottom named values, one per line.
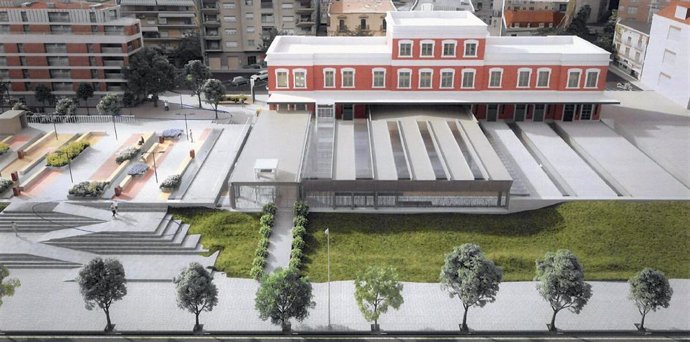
left=1, top=47, right=228, bottom=119
left=0, top=246, right=674, bottom=334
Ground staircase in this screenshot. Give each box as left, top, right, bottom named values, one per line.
left=0, top=254, right=82, bottom=269
left=44, top=214, right=206, bottom=255
left=0, top=203, right=104, bottom=233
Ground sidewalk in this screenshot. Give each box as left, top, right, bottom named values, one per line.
left=0, top=268, right=687, bottom=332
left=264, top=209, right=293, bottom=273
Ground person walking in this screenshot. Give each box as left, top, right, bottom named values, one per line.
left=189, top=129, right=193, bottom=143
left=12, top=221, right=18, bottom=237
left=110, top=201, right=118, bottom=218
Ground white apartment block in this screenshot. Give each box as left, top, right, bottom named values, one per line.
left=641, top=2, right=690, bottom=109
left=613, top=19, right=651, bottom=78
left=202, top=0, right=318, bottom=71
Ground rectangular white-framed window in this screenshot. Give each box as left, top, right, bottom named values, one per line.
left=293, top=68, right=306, bottom=89
left=662, top=49, right=676, bottom=65
left=222, top=2, right=236, bottom=9
left=488, top=68, right=502, bottom=88
left=323, top=68, right=335, bottom=88
left=341, top=68, right=355, bottom=88
left=461, top=69, right=475, bottom=89
left=420, top=40, right=434, bottom=57
left=419, top=69, right=433, bottom=88
left=442, top=40, right=456, bottom=57
left=397, top=69, right=411, bottom=89
left=223, top=16, right=236, bottom=22
left=536, top=68, right=550, bottom=88
left=398, top=40, right=412, bottom=57
left=440, top=69, right=454, bottom=88
left=372, top=68, right=386, bottom=88
left=517, top=68, right=531, bottom=88
left=275, top=68, right=289, bottom=88
left=584, top=69, right=599, bottom=88
left=464, top=40, right=478, bottom=57
left=567, top=69, right=581, bottom=88
left=580, top=104, right=594, bottom=120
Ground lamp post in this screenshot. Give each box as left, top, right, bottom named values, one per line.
left=174, top=113, right=195, bottom=141
left=54, top=150, right=73, bottom=183
left=111, top=115, right=118, bottom=140
left=141, top=150, right=165, bottom=183
left=324, top=227, right=331, bottom=329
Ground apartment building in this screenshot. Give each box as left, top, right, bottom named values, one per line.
left=0, top=0, right=143, bottom=98
left=641, top=1, right=690, bottom=109
left=327, top=0, right=395, bottom=36
left=504, top=10, right=566, bottom=35
left=201, top=0, right=318, bottom=71
left=618, top=0, right=671, bottom=21
left=119, top=0, right=198, bottom=53
left=613, top=19, right=650, bottom=77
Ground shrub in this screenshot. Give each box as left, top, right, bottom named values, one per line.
left=259, top=237, right=269, bottom=250
left=289, top=256, right=301, bottom=269
left=292, top=236, right=305, bottom=250
left=292, top=226, right=306, bottom=239
left=46, top=141, right=90, bottom=167
left=0, top=178, right=13, bottom=193
left=238, top=95, right=248, bottom=103
left=293, top=201, right=309, bottom=217
left=255, top=245, right=269, bottom=258
left=259, top=224, right=272, bottom=238
left=115, top=147, right=140, bottom=164
left=290, top=247, right=303, bottom=260
left=293, top=216, right=308, bottom=227
left=161, top=128, right=183, bottom=139
left=68, top=181, right=108, bottom=198
left=259, top=213, right=274, bottom=227
left=252, top=256, right=266, bottom=269
left=159, top=174, right=181, bottom=190
left=0, top=142, right=9, bottom=155
left=262, top=202, right=277, bottom=216
left=127, top=163, right=149, bottom=176
left=250, top=265, right=264, bottom=280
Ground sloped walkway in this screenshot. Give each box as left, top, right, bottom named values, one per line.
left=264, top=209, right=293, bottom=273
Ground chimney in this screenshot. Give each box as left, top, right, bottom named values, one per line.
left=674, top=5, right=690, bottom=20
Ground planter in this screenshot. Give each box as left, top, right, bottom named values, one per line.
left=114, top=186, right=122, bottom=197
left=160, top=186, right=175, bottom=193
left=158, top=136, right=165, bottom=144
left=12, top=187, right=21, bottom=196
left=11, top=172, right=18, bottom=182
left=193, top=324, right=204, bottom=335
left=370, top=324, right=380, bottom=332
left=104, top=323, right=115, bottom=333
left=281, top=322, right=291, bottom=333
left=189, top=149, right=195, bottom=159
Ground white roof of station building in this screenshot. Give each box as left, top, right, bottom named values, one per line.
left=266, top=36, right=390, bottom=65
left=386, top=11, right=488, bottom=39
left=485, top=36, right=611, bottom=64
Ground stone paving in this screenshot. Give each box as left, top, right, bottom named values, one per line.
left=264, top=209, right=294, bottom=273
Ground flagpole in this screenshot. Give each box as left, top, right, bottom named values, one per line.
left=325, top=227, right=331, bottom=329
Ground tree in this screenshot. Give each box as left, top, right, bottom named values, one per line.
left=97, top=94, right=122, bottom=116
left=628, top=268, right=673, bottom=331
left=354, top=265, right=404, bottom=330
left=535, top=250, right=592, bottom=332
left=566, top=5, right=592, bottom=39
left=255, top=267, right=315, bottom=332
left=0, top=264, right=21, bottom=308
left=55, top=97, right=77, bottom=116
left=77, top=258, right=127, bottom=332
left=76, top=83, right=95, bottom=115
left=122, top=47, right=177, bottom=107
left=171, top=33, right=202, bottom=68
left=440, top=244, right=502, bottom=332
left=184, top=60, right=211, bottom=109
left=34, top=84, right=54, bottom=109
left=173, top=262, right=219, bottom=332
left=201, top=79, right=225, bottom=120
left=595, top=10, right=617, bottom=53
left=0, top=81, right=9, bottom=111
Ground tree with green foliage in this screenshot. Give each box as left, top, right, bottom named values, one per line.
left=354, top=265, right=404, bottom=330
left=122, top=47, right=177, bottom=107
left=77, top=258, right=127, bottom=332
left=595, top=10, right=617, bottom=53
left=76, top=83, right=95, bottom=115
left=184, top=60, right=211, bottom=109
left=34, top=84, right=54, bottom=108
left=174, top=262, right=219, bottom=332
left=201, top=79, right=225, bottom=119
left=255, top=267, right=315, bottom=332
left=55, top=97, right=77, bottom=116
left=628, top=268, right=673, bottom=331
left=440, top=244, right=502, bottom=333
left=0, top=81, right=9, bottom=111
left=0, top=264, right=20, bottom=309
left=566, top=5, right=592, bottom=38
left=97, top=94, right=121, bottom=116
left=535, top=250, right=592, bottom=332
left=171, top=33, right=202, bottom=68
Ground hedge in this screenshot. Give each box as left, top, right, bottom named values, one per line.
left=259, top=224, right=272, bottom=238
left=288, top=201, right=310, bottom=273
left=249, top=203, right=276, bottom=280
left=293, top=201, right=309, bottom=217
left=293, top=215, right=308, bottom=227
left=262, top=202, right=277, bottom=216
left=0, top=178, right=12, bottom=193
left=292, top=225, right=306, bottom=239
left=115, top=146, right=140, bottom=164
left=0, top=142, right=9, bottom=155
left=68, top=181, right=108, bottom=198
left=46, top=141, right=90, bottom=167
left=160, top=174, right=181, bottom=190
left=259, top=213, right=274, bottom=227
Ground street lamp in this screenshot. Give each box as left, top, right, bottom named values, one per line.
left=141, top=150, right=165, bottom=183
left=111, top=115, right=119, bottom=140
left=174, top=112, right=195, bottom=142
left=324, top=227, right=331, bottom=329
left=53, top=150, right=73, bottom=183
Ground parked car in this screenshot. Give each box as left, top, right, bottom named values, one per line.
left=230, top=76, right=249, bottom=86
left=250, top=70, right=268, bottom=82
left=241, top=63, right=263, bottom=69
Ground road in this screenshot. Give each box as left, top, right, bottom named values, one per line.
left=0, top=332, right=688, bottom=342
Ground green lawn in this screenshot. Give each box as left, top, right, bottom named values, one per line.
left=170, top=208, right=260, bottom=278
left=0, top=202, right=6, bottom=212
left=302, top=201, right=690, bottom=282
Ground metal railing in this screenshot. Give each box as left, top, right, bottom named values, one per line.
left=27, top=115, right=136, bottom=124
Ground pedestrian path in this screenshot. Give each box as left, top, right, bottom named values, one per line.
left=264, top=209, right=293, bottom=273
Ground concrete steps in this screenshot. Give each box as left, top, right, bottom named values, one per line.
left=0, top=254, right=81, bottom=269
left=0, top=211, right=104, bottom=232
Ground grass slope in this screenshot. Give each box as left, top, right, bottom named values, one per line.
left=170, top=208, right=260, bottom=278
left=302, top=201, right=690, bottom=282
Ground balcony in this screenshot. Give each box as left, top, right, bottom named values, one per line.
left=45, top=46, right=67, bottom=54
left=50, top=70, right=71, bottom=79
left=296, top=16, right=314, bottom=26
left=52, top=83, right=73, bottom=91
left=204, top=17, right=220, bottom=26
left=101, top=47, right=124, bottom=53
left=47, top=58, right=69, bottom=67
left=103, top=60, right=125, bottom=67
left=295, top=0, right=313, bottom=13
left=201, top=4, right=218, bottom=12
left=104, top=73, right=124, bottom=79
